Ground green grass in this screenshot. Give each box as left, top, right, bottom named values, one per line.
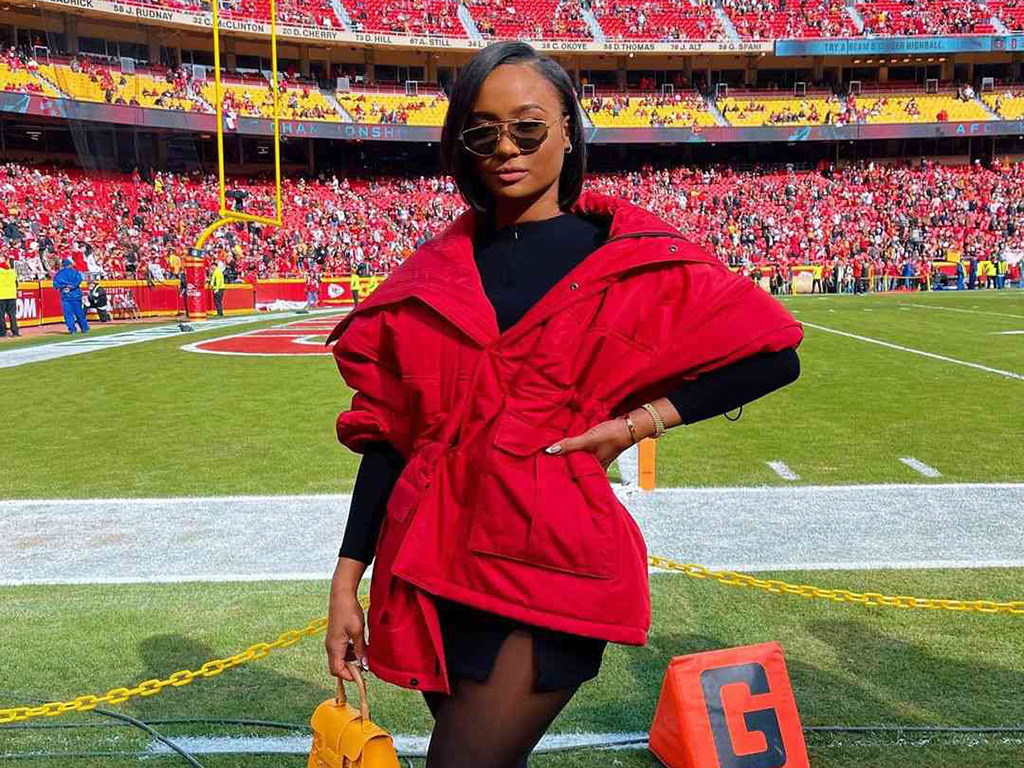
left=1, top=570, right=1022, bottom=766
left=3, top=290, right=1022, bottom=499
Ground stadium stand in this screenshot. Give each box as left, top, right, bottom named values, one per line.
left=849, top=89, right=993, bottom=124
left=113, top=0, right=341, bottom=27
left=334, top=89, right=448, bottom=124
left=344, top=0, right=464, bottom=35
left=583, top=92, right=718, bottom=127
left=717, top=91, right=839, bottom=126
left=467, top=0, right=594, bottom=39
left=33, top=58, right=208, bottom=112
left=589, top=0, right=725, bottom=40
left=202, top=77, right=340, bottom=121
left=722, top=0, right=860, bottom=40
left=3, top=160, right=1021, bottom=288
left=990, top=0, right=1024, bottom=29
left=856, top=0, right=995, bottom=35
left=0, top=59, right=61, bottom=98
left=982, top=87, right=1024, bottom=118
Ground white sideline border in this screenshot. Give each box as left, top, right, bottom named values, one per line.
left=5, top=481, right=1022, bottom=507
left=3, top=483, right=1024, bottom=586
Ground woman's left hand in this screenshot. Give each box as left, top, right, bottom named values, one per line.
left=545, top=417, right=636, bottom=470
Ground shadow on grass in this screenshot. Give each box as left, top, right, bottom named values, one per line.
left=128, top=633, right=332, bottom=726
left=803, top=619, right=1024, bottom=727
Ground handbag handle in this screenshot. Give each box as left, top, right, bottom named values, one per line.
left=335, top=661, right=370, bottom=723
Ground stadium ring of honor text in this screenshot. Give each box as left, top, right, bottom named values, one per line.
left=15, top=0, right=1024, bottom=55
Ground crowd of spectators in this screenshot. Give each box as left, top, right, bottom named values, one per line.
left=724, top=0, right=858, bottom=40
left=469, top=0, right=592, bottom=40
left=346, top=0, right=462, bottom=36
left=1, top=158, right=1022, bottom=291
left=0, top=162, right=461, bottom=285
left=589, top=0, right=725, bottom=41
left=858, top=0, right=989, bottom=36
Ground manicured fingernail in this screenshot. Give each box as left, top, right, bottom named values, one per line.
left=546, top=444, right=561, bottom=454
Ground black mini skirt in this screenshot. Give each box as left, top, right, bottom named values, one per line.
left=433, top=596, right=607, bottom=693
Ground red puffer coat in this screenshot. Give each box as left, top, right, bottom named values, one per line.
left=327, top=190, right=803, bottom=694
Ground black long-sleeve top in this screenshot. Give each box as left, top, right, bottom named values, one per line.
left=339, top=212, right=800, bottom=562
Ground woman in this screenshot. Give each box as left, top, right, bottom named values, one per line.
left=324, top=42, right=803, bottom=768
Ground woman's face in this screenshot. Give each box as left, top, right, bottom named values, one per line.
left=466, top=63, right=572, bottom=208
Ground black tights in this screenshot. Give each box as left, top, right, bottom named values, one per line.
left=421, top=628, right=580, bottom=768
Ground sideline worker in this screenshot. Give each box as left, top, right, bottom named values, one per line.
left=52, top=258, right=89, bottom=334
left=0, top=256, right=19, bottom=337
left=208, top=259, right=226, bottom=317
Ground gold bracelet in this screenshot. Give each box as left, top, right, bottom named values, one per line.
left=641, top=402, right=666, bottom=439
left=623, top=414, right=639, bottom=444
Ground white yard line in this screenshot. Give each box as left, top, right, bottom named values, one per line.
left=802, top=322, right=1024, bottom=381
left=4, top=484, right=1024, bottom=586
left=898, top=303, right=1024, bottom=321
left=766, top=460, right=801, bottom=481
left=899, top=457, right=942, bottom=478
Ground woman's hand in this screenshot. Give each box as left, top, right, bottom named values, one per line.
left=543, top=416, right=636, bottom=470
left=325, top=558, right=369, bottom=682
left=544, top=400, right=681, bottom=469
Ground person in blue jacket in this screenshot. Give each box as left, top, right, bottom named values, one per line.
left=52, top=258, right=89, bottom=334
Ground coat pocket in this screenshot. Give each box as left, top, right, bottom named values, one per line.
left=467, top=409, right=615, bottom=579
left=385, top=474, right=424, bottom=524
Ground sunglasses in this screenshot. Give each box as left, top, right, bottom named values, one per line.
left=459, top=116, right=567, bottom=157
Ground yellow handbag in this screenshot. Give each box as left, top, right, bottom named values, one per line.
left=308, top=661, right=401, bottom=768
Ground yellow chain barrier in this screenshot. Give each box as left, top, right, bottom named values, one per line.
left=2, top=559, right=1021, bottom=724
left=647, top=557, right=1024, bottom=615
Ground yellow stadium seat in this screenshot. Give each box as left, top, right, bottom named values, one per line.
left=717, top=95, right=836, bottom=126
left=854, top=93, right=992, bottom=124
left=202, top=80, right=341, bottom=122
left=0, top=62, right=61, bottom=97
left=335, top=92, right=449, bottom=126
left=583, top=94, right=716, bottom=128
left=983, top=90, right=1024, bottom=119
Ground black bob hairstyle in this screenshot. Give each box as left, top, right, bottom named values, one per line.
left=439, top=41, right=587, bottom=214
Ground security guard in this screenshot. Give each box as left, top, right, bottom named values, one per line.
left=208, top=259, right=226, bottom=317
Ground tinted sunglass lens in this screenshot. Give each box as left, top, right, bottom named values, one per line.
left=510, top=121, right=548, bottom=150
left=464, top=126, right=500, bottom=155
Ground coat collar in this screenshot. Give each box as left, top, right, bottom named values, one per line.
left=328, top=190, right=718, bottom=348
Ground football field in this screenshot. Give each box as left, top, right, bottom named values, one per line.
left=2, top=288, right=1022, bottom=767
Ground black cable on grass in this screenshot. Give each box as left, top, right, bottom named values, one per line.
left=5, top=718, right=1024, bottom=735
left=89, top=708, right=206, bottom=768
